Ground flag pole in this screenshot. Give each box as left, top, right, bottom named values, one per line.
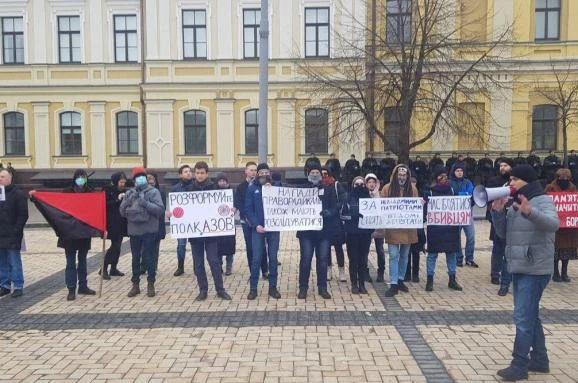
left=98, top=233, right=106, bottom=298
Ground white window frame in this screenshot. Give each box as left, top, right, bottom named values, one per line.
left=176, top=0, right=211, bottom=60
left=300, top=0, right=333, bottom=59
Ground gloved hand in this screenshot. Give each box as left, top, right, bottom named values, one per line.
left=138, top=197, right=148, bottom=207
left=320, top=209, right=331, bottom=218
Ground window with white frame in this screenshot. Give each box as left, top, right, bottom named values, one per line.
left=116, top=111, right=138, bottom=155
left=245, top=109, right=259, bottom=154
left=182, top=10, right=207, bottom=59
left=3, top=112, right=25, bottom=155
left=114, top=15, right=138, bottom=62
left=305, top=8, right=330, bottom=58
left=58, top=16, right=81, bottom=63
left=535, top=0, right=560, bottom=41
left=243, top=9, right=260, bottom=59
left=60, top=111, right=82, bottom=155
left=2, top=17, right=24, bottom=64
left=184, top=110, right=207, bottom=155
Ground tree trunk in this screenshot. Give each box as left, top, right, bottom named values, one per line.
left=563, top=120, right=568, bottom=168
left=397, top=120, right=411, bottom=165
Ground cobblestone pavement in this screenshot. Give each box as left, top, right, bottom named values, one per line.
left=1, top=222, right=577, bottom=382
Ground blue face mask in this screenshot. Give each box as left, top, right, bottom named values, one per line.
left=135, top=175, right=147, bottom=186
left=75, top=177, right=86, bottom=187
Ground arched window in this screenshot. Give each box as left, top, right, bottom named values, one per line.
left=245, top=109, right=258, bottom=154
left=3, top=112, right=25, bottom=155
left=305, top=108, right=328, bottom=154
left=184, top=110, right=206, bottom=154
left=60, top=111, right=82, bottom=155
left=532, top=105, right=558, bottom=150
left=116, top=111, right=138, bottom=154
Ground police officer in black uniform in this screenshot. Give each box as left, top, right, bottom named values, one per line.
left=477, top=153, right=494, bottom=186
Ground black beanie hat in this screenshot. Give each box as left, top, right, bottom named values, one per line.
left=433, top=165, right=447, bottom=178
left=307, top=162, right=322, bottom=174
left=499, top=158, right=514, bottom=168
left=511, top=164, right=537, bottom=183
left=257, top=163, right=269, bottom=173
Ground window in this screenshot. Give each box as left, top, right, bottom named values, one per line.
left=58, top=16, right=81, bottom=63
left=305, top=8, right=330, bottom=58
left=386, top=0, right=411, bottom=44
left=3, top=112, right=25, bottom=155
left=60, top=112, right=82, bottom=155
left=184, top=110, right=206, bottom=155
left=245, top=109, right=258, bottom=154
left=183, top=10, right=207, bottom=59
left=116, top=111, right=138, bottom=155
left=535, top=0, right=560, bottom=41
left=384, top=107, right=401, bottom=152
left=2, top=17, right=24, bottom=64
left=305, top=108, right=329, bottom=154
left=114, top=15, right=138, bottom=62
left=532, top=105, right=558, bottom=150
left=243, top=9, right=260, bottom=59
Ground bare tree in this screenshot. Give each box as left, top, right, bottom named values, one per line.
left=297, top=0, right=512, bottom=164
left=535, top=62, right=578, bottom=167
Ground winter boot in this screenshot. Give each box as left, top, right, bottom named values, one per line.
left=174, top=259, right=185, bottom=276
left=147, top=282, right=155, bottom=297
left=448, top=275, right=463, bottom=291
left=128, top=282, right=140, bottom=297
left=425, top=276, right=434, bottom=292
left=384, top=284, right=398, bottom=297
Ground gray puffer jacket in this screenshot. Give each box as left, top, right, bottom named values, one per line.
left=491, top=181, right=559, bottom=275
left=119, top=185, right=164, bottom=236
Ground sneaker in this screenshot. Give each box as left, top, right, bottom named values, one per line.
left=217, top=291, right=232, bottom=300
left=397, top=280, right=409, bottom=293
left=0, top=287, right=10, bottom=297
left=247, top=290, right=257, bottom=300
left=268, top=288, right=281, bottom=299
left=384, top=285, right=398, bottom=297
left=497, top=366, right=528, bottom=381
left=78, top=286, right=96, bottom=295
left=318, top=289, right=332, bottom=299
left=466, top=261, right=479, bottom=268
left=109, top=268, right=125, bottom=277
left=11, top=289, right=23, bottom=298
left=297, top=289, right=307, bottom=299
left=173, top=267, right=184, bottom=277
left=351, top=285, right=360, bottom=294
left=498, top=286, right=509, bottom=296
left=195, top=291, right=208, bottom=301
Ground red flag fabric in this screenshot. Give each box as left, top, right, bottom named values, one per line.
left=33, top=192, right=107, bottom=234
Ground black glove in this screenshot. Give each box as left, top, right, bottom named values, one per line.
left=320, top=209, right=331, bottom=218
left=358, top=213, right=364, bottom=219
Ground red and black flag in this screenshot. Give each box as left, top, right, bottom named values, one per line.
left=31, top=192, right=107, bottom=239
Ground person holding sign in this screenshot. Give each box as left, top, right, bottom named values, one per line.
left=245, top=163, right=282, bottom=300
left=0, top=169, right=28, bottom=298
left=341, top=176, right=373, bottom=294
left=450, top=163, right=477, bottom=268
left=424, top=167, right=463, bottom=292
left=381, top=165, right=419, bottom=297
left=171, top=165, right=194, bottom=277
left=491, top=164, right=559, bottom=382
left=215, top=173, right=236, bottom=276
left=544, top=168, right=578, bottom=282
left=296, top=164, right=339, bottom=300
left=366, top=173, right=386, bottom=283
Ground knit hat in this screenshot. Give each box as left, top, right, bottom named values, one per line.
left=307, top=162, right=322, bottom=174
left=256, top=163, right=269, bottom=173
left=132, top=166, right=147, bottom=178
left=364, top=173, right=378, bottom=182
left=511, top=164, right=537, bottom=183
left=499, top=158, right=514, bottom=168
left=433, top=166, right=447, bottom=178
left=214, top=172, right=228, bottom=183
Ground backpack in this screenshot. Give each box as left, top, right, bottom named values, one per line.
left=124, top=190, right=151, bottom=223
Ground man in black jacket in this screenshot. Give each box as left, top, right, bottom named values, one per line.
left=0, top=169, right=29, bottom=298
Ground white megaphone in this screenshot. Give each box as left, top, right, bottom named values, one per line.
left=473, top=185, right=516, bottom=207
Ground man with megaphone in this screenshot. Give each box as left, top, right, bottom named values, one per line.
left=491, top=164, right=559, bottom=381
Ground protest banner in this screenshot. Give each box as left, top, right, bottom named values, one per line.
left=547, top=192, right=578, bottom=228
left=262, top=186, right=322, bottom=231
left=359, top=198, right=423, bottom=229
left=426, top=196, right=472, bottom=226
left=168, top=189, right=235, bottom=239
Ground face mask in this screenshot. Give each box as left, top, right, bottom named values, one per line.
left=75, top=177, right=86, bottom=187
left=557, top=179, right=570, bottom=190
left=135, top=175, right=147, bottom=186
left=308, top=174, right=322, bottom=185
left=353, top=183, right=364, bottom=189
left=258, top=176, right=271, bottom=185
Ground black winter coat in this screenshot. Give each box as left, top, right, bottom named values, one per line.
left=217, top=186, right=236, bottom=255
left=424, top=184, right=460, bottom=253
left=341, top=187, right=373, bottom=235
left=57, top=185, right=93, bottom=252
left=296, top=182, right=340, bottom=239
left=103, top=184, right=128, bottom=241
left=0, top=184, right=29, bottom=250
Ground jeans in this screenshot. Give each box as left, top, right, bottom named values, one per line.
left=65, top=248, right=89, bottom=289
left=427, top=251, right=459, bottom=276
left=374, top=238, right=386, bottom=273
left=491, top=236, right=511, bottom=286
left=104, top=238, right=123, bottom=267
left=345, top=232, right=372, bottom=287
left=250, top=231, right=280, bottom=291
left=176, top=238, right=188, bottom=263
left=388, top=244, right=410, bottom=285
left=457, top=220, right=475, bottom=264
left=242, top=223, right=268, bottom=274
left=190, top=237, right=224, bottom=294
left=511, top=274, right=551, bottom=372
left=298, top=235, right=330, bottom=291
left=130, top=233, right=157, bottom=283
left=0, top=249, right=24, bottom=290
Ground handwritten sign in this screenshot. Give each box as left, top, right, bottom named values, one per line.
left=359, top=198, right=423, bottom=229
left=547, top=192, right=578, bottom=228
left=262, top=186, right=322, bottom=231
left=168, top=189, right=235, bottom=239
left=426, top=196, right=472, bottom=226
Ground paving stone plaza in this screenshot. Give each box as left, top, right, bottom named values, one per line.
left=1, top=221, right=577, bottom=383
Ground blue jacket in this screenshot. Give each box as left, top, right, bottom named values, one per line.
left=245, top=180, right=282, bottom=228
left=450, top=163, right=474, bottom=197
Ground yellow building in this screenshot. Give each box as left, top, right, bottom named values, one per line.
left=0, top=0, right=576, bottom=174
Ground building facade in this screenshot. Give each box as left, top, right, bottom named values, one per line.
left=0, top=0, right=577, bottom=171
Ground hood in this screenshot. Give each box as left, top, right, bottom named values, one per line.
left=450, top=162, right=466, bottom=181
left=389, top=164, right=412, bottom=184
left=364, top=173, right=380, bottom=197
left=110, top=171, right=127, bottom=186
left=351, top=176, right=365, bottom=188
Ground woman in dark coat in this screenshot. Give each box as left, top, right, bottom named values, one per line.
left=143, top=173, right=166, bottom=273
left=215, top=173, right=236, bottom=275
left=424, top=167, right=463, bottom=292
left=59, top=169, right=97, bottom=301
left=100, top=172, right=128, bottom=279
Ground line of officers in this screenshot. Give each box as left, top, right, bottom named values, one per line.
left=313, top=150, right=578, bottom=191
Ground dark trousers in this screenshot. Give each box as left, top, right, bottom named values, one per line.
left=328, top=243, right=345, bottom=268
left=190, top=237, right=224, bottom=294
left=405, top=246, right=421, bottom=279
left=298, top=236, right=330, bottom=291
left=345, top=232, right=372, bottom=288
left=242, top=223, right=268, bottom=274
left=491, top=236, right=511, bottom=286
left=65, top=249, right=89, bottom=289
left=373, top=238, right=386, bottom=273
left=104, top=238, right=123, bottom=267
left=130, top=233, right=157, bottom=283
